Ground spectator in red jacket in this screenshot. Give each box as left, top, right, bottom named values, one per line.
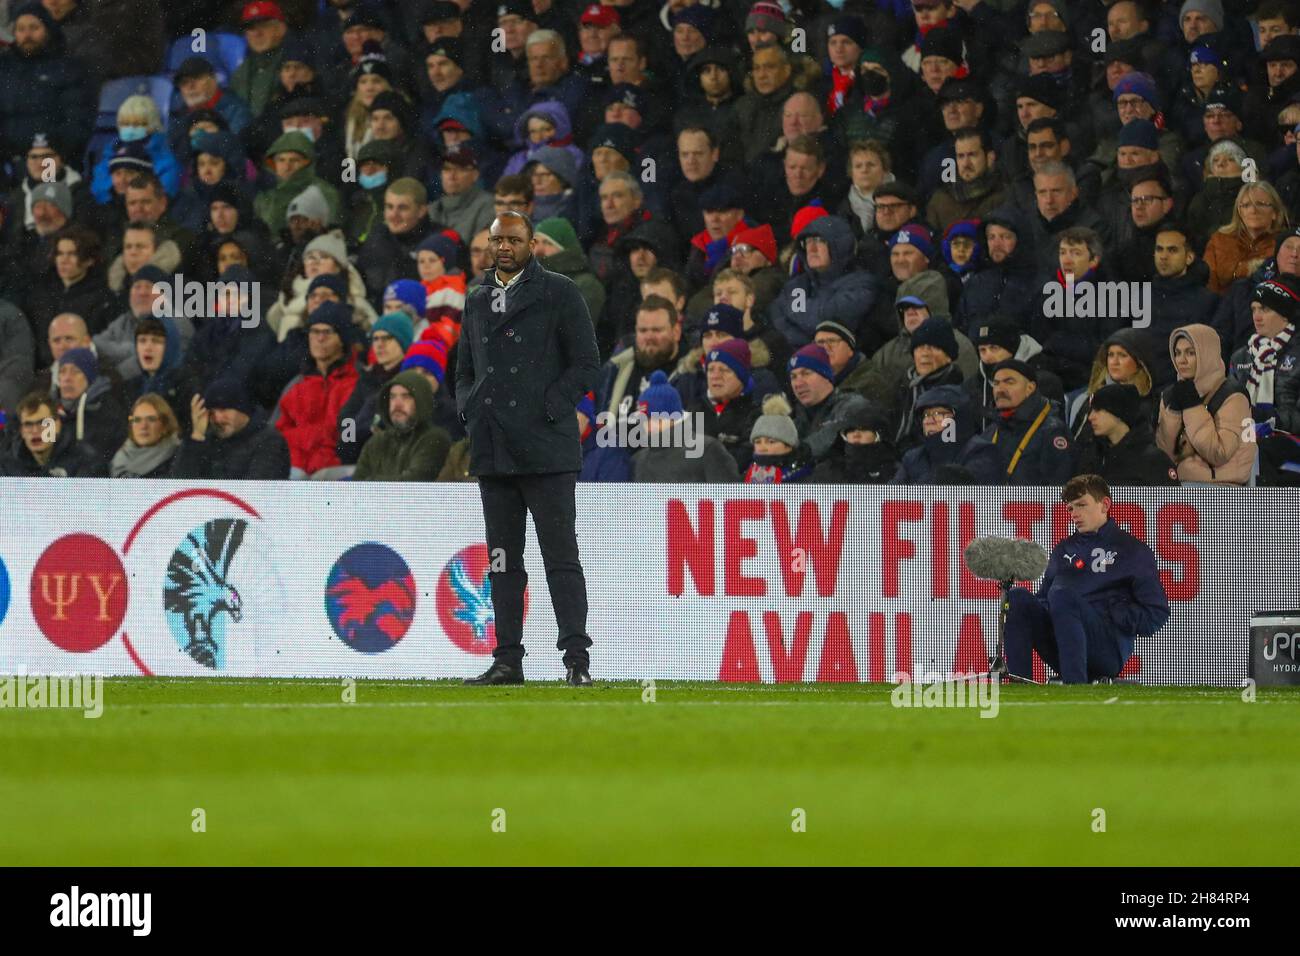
left=275, top=301, right=360, bottom=479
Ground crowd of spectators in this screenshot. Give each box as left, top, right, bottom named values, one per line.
left=0, top=0, right=1297, bottom=487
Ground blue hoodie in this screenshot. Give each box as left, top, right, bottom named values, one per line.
left=136, top=315, right=183, bottom=397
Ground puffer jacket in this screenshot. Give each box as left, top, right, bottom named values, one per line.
left=769, top=215, right=880, bottom=349
left=274, top=354, right=361, bottom=475
left=1156, top=323, right=1256, bottom=484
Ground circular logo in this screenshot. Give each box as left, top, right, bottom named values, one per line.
left=31, top=534, right=127, bottom=652
left=436, top=544, right=527, bottom=655
left=326, top=543, right=416, bottom=653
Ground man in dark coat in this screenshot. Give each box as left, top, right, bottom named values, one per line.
left=170, top=379, right=290, bottom=481
left=0, top=390, right=105, bottom=477
left=1075, top=383, right=1180, bottom=486
left=969, top=359, right=1074, bottom=486
left=954, top=207, right=1040, bottom=337
left=1005, top=474, right=1171, bottom=683
left=456, top=212, right=601, bottom=686
left=0, top=3, right=93, bottom=167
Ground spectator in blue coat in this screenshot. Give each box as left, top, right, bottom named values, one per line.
left=91, top=95, right=181, bottom=203
left=769, top=214, right=880, bottom=348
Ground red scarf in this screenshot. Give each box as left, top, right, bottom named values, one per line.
left=827, top=66, right=854, bottom=115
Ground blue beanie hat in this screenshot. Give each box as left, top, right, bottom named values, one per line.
left=372, top=311, right=415, bottom=353
left=308, top=273, right=348, bottom=300
left=789, top=343, right=834, bottom=382
left=637, top=370, right=683, bottom=417
left=203, top=377, right=255, bottom=416
left=59, top=347, right=98, bottom=385
left=383, top=279, right=426, bottom=318
left=702, top=303, right=744, bottom=338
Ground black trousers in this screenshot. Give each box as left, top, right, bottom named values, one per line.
left=477, top=471, right=592, bottom=667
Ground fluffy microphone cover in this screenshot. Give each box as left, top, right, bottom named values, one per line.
left=964, top=536, right=1049, bottom=583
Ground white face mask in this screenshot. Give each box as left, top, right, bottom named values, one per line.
left=283, top=124, right=316, bottom=142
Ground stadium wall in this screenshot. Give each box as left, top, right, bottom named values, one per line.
left=0, top=480, right=1289, bottom=685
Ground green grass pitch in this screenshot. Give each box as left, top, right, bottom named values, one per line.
left=1, top=678, right=1296, bottom=866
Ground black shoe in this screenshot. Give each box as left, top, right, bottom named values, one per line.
left=463, top=662, right=524, bottom=685
left=564, top=664, right=592, bottom=686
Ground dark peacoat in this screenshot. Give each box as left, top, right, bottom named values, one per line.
left=455, top=255, right=601, bottom=476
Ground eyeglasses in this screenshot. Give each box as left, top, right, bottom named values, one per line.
left=1239, top=200, right=1276, bottom=211
left=1130, top=194, right=1169, bottom=206
left=19, top=419, right=52, bottom=432
left=1115, top=96, right=1148, bottom=109
left=371, top=332, right=395, bottom=343
left=875, top=201, right=911, bottom=212
left=921, top=410, right=953, bottom=422
left=129, top=415, right=161, bottom=425
left=731, top=244, right=757, bottom=256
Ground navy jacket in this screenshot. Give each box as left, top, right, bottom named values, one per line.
left=1038, top=518, right=1171, bottom=650
left=972, top=392, right=1074, bottom=486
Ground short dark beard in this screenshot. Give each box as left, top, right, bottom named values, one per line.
left=634, top=341, right=676, bottom=369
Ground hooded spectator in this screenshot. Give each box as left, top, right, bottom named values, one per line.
left=254, top=132, right=343, bottom=237
left=352, top=368, right=452, bottom=481
left=954, top=206, right=1040, bottom=335
left=811, top=400, right=899, bottom=484
left=872, top=270, right=978, bottom=388
left=1156, top=323, right=1257, bottom=484
left=54, top=345, right=127, bottom=465
left=770, top=215, right=880, bottom=348
left=890, top=384, right=999, bottom=485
